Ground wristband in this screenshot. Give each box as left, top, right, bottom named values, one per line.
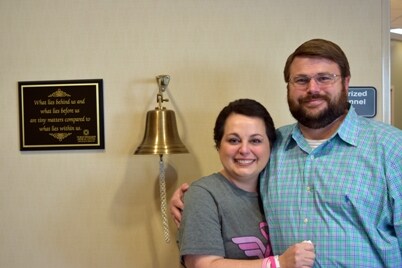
left=269, top=256, right=276, bottom=268
left=262, top=257, right=270, bottom=268
left=274, top=255, right=280, bottom=268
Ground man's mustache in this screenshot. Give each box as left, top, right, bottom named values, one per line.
left=300, top=94, right=330, bottom=103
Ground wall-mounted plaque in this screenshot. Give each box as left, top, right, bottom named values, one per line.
left=18, top=79, right=104, bottom=151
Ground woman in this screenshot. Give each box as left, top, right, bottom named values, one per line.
left=178, top=99, right=315, bottom=268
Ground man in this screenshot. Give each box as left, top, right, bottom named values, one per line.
left=170, top=39, right=402, bottom=267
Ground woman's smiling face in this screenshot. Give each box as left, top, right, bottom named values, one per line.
left=218, top=113, right=271, bottom=192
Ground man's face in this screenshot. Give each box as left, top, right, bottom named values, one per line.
left=287, top=57, right=350, bottom=129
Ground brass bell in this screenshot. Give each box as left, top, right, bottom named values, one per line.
left=134, top=75, right=188, bottom=155
left=134, top=107, right=188, bottom=155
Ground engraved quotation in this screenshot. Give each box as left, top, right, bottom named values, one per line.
left=28, top=88, right=96, bottom=143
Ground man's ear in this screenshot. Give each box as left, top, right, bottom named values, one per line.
left=343, top=76, right=351, bottom=90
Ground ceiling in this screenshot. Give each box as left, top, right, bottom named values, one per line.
left=391, top=0, right=402, bottom=40
left=391, top=0, right=402, bottom=29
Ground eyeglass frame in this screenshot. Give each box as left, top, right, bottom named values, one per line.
left=288, top=73, right=342, bottom=89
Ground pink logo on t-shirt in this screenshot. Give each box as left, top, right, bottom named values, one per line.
left=231, top=222, right=272, bottom=258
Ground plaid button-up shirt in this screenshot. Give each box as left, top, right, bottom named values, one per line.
left=260, top=106, right=402, bottom=267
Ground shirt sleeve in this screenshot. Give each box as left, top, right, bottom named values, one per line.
left=178, top=184, right=225, bottom=257
left=389, top=148, right=402, bottom=250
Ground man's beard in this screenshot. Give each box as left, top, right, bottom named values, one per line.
left=287, top=86, right=349, bottom=129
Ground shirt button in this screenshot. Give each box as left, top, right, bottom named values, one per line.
left=304, top=218, right=309, bottom=224
left=306, top=186, right=311, bottom=192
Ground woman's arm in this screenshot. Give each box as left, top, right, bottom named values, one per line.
left=184, top=242, right=315, bottom=268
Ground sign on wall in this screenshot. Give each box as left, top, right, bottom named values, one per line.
left=348, top=86, right=376, bottom=118
left=18, top=79, right=105, bottom=151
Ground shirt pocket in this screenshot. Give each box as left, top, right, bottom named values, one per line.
left=319, top=192, right=352, bottom=214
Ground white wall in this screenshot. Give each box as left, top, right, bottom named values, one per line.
left=0, top=0, right=388, bottom=267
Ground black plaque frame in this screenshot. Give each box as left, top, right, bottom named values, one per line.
left=18, top=79, right=105, bottom=151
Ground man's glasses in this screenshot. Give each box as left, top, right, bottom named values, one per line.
left=289, top=73, right=341, bottom=89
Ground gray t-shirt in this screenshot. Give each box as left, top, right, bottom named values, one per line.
left=178, top=172, right=271, bottom=260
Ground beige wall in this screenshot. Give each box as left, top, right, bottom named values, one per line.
left=391, top=39, right=402, bottom=129
left=0, top=0, right=388, bottom=267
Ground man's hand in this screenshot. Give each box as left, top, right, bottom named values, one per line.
left=279, top=241, right=315, bottom=268
left=169, top=183, right=189, bottom=227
